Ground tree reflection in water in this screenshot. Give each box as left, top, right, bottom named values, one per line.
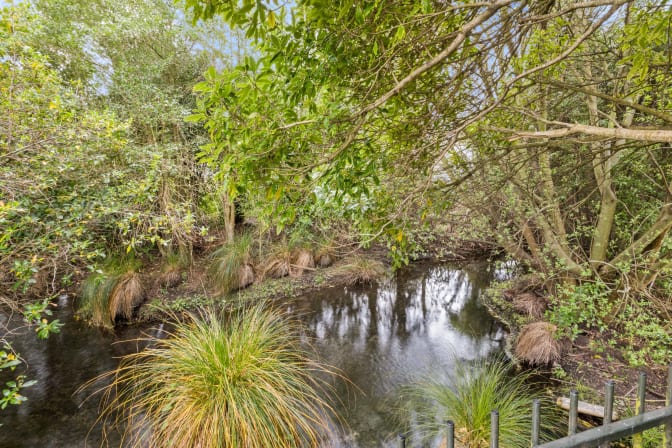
left=291, top=261, right=506, bottom=447
left=0, top=262, right=506, bottom=448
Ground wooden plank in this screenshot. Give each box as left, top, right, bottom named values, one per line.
left=535, top=406, right=672, bottom=448
left=556, top=397, right=620, bottom=421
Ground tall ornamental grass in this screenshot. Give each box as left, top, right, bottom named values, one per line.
left=78, top=258, right=143, bottom=328
left=208, top=232, right=255, bottom=295
left=92, top=306, right=337, bottom=447
left=402, top=359, right=562, bottom=447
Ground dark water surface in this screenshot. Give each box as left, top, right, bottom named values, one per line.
left=0, top=262, right=505, bottom=447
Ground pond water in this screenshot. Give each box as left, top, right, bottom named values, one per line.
left=0, top=262, right=506, bottom=447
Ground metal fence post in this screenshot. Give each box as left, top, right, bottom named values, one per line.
left=531, top=399, right=541, bottom=447
left=446, top=420, right=455, bottom=448
left=633, top=372, right=647, bottom=448
left=491, top=409, right=499, bottom=448
left=599, top=380, right=615, bottom=448
left=665, top=365, right=672, bottom=448
left=569, top=390, right=579, bottom=436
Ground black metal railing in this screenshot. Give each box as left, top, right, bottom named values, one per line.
left=397, top=365, right=672, bottom=448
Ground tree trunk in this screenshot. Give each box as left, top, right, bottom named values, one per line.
left=223, top=196, right=236, bottom=243
left=601, top=204, right=672, bottom=277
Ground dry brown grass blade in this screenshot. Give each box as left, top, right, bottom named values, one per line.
left=108, top=272, right=144, bottom=321
left=290, top=249, right=315, bottom=277
left=512, top=292, right=547, bottom=319
left=237, top=264, right=255, bottom=289
left=261, top=257, right=291, bottom=280
left=515, top=322, right=562, bottom=366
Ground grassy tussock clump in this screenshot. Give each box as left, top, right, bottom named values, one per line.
left=403, top=359, right=561, bottom=447
left=333, top=256, right=387, bottom=285
left=208, top=233, right=255, bottom=296
left=259, top=244, right=292, bottom=280
left=93, top=306, right=337, bottom=448
left=157, top=252, right=187, bottom=289
left=79, top=273, right=118, bottom=328
left=512, top=292, right=547, bottom=319
left=157, top=268, right=181, bottom=288
left=108, top=272, right=143, bottom=321
left=314, top=239, right=335, bottom=268
left=315, top=250, right=334, bottom=268
left=79, top=261, right=144, bottom=328
left=290, top=248, right=315, bottom=277
left=515, top=322, right=563, bottom=365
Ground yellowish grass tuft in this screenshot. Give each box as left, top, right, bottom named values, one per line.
left=405, top=358, right=563, bottom=447
left=208, top=234, right=254, bottom=295
left=237, top=263, right=255, bottom=289
left=263, top=258, right=290, bottom=279
left=79, top=261, right=143, bottom=328
left=314, top=240, right=335, bottom=268
left=332, top=256, right=387, bottom=285
left=512, top=292, right=546, bottom=319
left=315, top=250, right=334, bottom=268
left=87, top=306, right=339, bottom=448
left=79, top=272, right=117, bottom=328
left=290, top=248, right=315, bottom=277
left=157, top=269, right=182, bottom=288
left=108, top=272, right=144, bottom=321
left=515, top=322, right=562, bottom=365
left=259, top=244, right=292, bottom=280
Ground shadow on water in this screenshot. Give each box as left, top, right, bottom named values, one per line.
left=0, top=296, right=154, bottom=448
left=0, top=261, right=505, bottom=447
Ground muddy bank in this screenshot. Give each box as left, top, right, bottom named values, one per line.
left=125, top=237, right=498, bottom=323
left=482, top=277, right=670, bottom=415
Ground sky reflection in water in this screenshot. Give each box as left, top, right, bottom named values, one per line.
left=290, top=262, right=506, bottom=447
left=0, top=262, right=504, bottom=447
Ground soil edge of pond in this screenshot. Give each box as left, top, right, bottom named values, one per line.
left=481, top=278, right=670, bottom=417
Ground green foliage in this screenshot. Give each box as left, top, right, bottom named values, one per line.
left=0, top=299, right=62, bottom=415
left=184, top=0, right=284, bottom=39
left=0, top=342, right=31, bottom=411
left=0, top=372, right=36, bottom=410
left=547, top=280, right=611, bottom=340
left=621, top=405, right=665, bottom=448
left=0, top=1, right=224, bottom=300
left=22, top=298, right=64, bottom=339
left=91, top=306, right=337, bottom=447
left=10, top=260, right=38, bottom=294
left=0, top=5, right=131, bottom=289
left=401, top=359, right=562, bottom=447
left=189, top=0, right=464, bottom=256
left=618, top=297, right=672, bottom=367
left=547, top=278, right=672, bottom=366
left=1, top=4, right=127, bottom=275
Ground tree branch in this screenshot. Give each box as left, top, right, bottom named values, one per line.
left=275, top=120, right=317, bottom=131
left=358, top=0, right=515, bottom=117
left=600, top=204, right=672, bottom=276
left=547, top=80, right=672, bottom=124
left=522, top=0, right=629, bottom=23
left=510, top=123, right=672, bottom=143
